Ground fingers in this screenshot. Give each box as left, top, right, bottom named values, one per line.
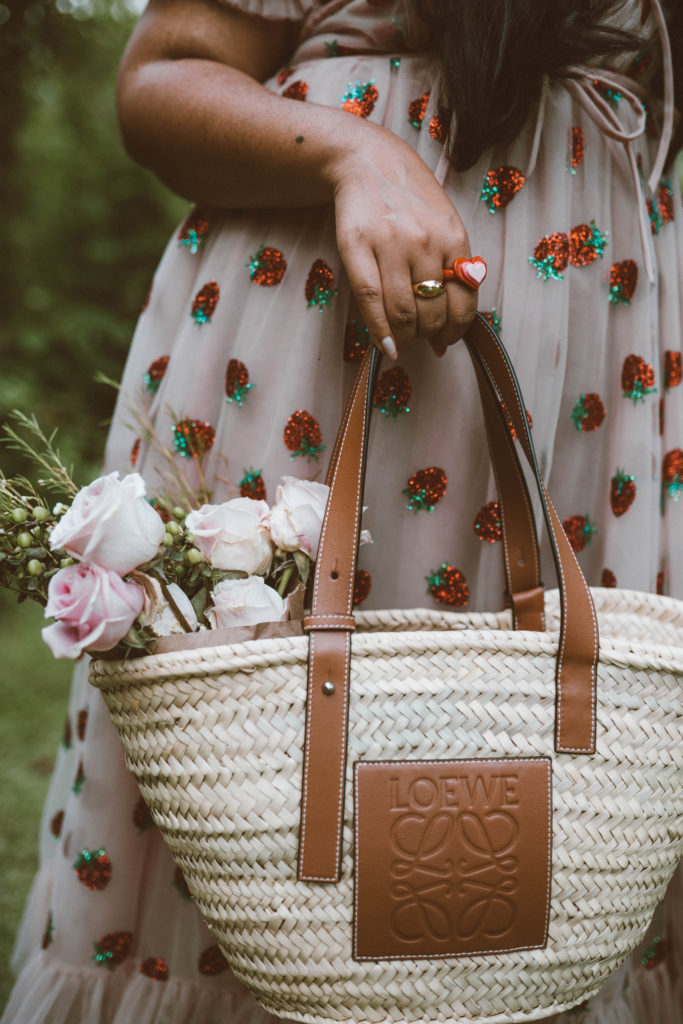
left=342, top=253, right=399, bottom=359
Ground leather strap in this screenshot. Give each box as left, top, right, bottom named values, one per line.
left=464, top=318, right=598, bottom=754
left=298, top=314, right=599, bottom=882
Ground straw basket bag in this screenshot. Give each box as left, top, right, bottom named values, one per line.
left=90, top=315, right=683, bottom=1024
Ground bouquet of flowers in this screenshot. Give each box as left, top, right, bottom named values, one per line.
left=0, top=412, right=366, bottom=660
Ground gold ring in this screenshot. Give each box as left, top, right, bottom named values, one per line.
left=412, top=279, right=446, bottom=299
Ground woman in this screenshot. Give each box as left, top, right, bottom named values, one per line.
left=3, top=1, right=681, bottom=1022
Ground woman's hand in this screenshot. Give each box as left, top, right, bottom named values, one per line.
left=328, top=129, right=477, bottom=360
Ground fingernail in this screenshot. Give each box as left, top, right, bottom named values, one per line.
left=380, top=336, right=397, bottom=360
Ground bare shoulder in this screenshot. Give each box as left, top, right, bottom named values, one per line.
left=119, top=0, right=299, bottom=83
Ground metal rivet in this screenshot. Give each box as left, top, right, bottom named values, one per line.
left=322, top=681, right=335, bottom=696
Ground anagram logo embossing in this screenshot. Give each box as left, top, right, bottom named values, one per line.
left=386, top=775, right=520, bottom=945
left=456, top=811, right=519, bottom=939
left=389, top=812, right=454, bottom=941
left=353, top=758, right=551, bottom=960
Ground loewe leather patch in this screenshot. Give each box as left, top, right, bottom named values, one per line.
left=353, top=758, right=552, bottom=961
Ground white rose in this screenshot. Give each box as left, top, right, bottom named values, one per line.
left=268, top=477, right=330, bottom=560
left=185, top=499, right=272, bottom=574
left=207, top=576, right=287, bottom=630
left=49, top=472, right=165, bottom=575
left=137, top=576, right=198, bottom=637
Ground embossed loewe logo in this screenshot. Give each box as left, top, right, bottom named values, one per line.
left=388, top=774, right=520, bottom=944
left=353, top=759, right=552, bottom=961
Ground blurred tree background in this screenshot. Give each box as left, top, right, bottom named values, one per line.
left=1, top=0, right=185, bottom=480
left=0, top=0, right=185, bottom=1008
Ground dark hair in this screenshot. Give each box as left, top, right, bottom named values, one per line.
left=413, top=0, right=656, bottom=171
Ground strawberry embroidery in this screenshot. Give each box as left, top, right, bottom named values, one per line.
left=610, top=469, right=636, bottom=517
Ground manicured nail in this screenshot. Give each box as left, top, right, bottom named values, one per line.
left=380, top=336, right=397, bottom=360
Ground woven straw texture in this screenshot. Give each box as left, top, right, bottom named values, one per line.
left=89, top=588, right=683, bottom=1024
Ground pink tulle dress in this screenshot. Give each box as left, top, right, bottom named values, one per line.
left=3, top=1, right=681, bottom=1022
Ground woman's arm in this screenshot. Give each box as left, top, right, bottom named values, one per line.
left=117, top=0, right=477, bottom=356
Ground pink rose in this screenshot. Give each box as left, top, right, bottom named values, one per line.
left=49, top=472, right=165, bottom=575
left=185, top=499, right=272, bottom=574
left=268, top=477, right=330, bottom=560
left=207, top=576, right=287, bottom=630
left=42, top=562, right=145, bottom=659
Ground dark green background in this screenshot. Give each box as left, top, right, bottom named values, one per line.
left=0, top=0, right=184, bottom=1008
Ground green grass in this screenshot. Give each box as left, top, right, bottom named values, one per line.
left=0, top=591, right=72, bottom=1009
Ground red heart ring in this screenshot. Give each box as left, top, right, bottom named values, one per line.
left=443, top=257, right=488, bottom=290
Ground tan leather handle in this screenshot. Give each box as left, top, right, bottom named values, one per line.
left=323, top=336, right=545, bottom=630
left=298, top=313, right=598, bottom=883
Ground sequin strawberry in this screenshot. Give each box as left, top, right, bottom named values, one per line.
left=344, top=319, right=370, bottom=362
left=50, top=810, right=64, bottom=838
left=571, top=393, right=606, bottom=431
left=610, top=468, right=636, bottom=516
left=139, top=957, right=169, bottom=981
left=481, top=309, right=502, bottom=332
left=74, top=849, right=112, bottom=891
left=429, top=110, right=447, bottom=143
left=131, top=438, right=141, bottom=468
left=658, top=180, right=674, bottom=223
left=63, top=716, right=72, bottom=749
left=173, top=866, right=192, bottom=901
left=665, top=351, right=682, bottom=389
left=529, top=232, right=569, bottom=280
left=353, top=569, right=372, bottom=607
left=593, top=79, right=621, bottom=108
left=191, top=281, right=220, bottom=325
left=562, top=514, right=597, bottom=553
left=284, top=411, right=326, bottom=461
left=173, top=419, right=216, bottom=458
left=374, top=366, right=411, bottom=418
left=225, top=359, right=253, bottom=406
left=608, top=260, right=638, bottom=304
left=342, top=81, right=378, bottom=118
left=662, top=448, right=683, bottom=501
left=481, top=167, right=525, bottom=214
left=404, top=467, right=447, bottom=512
left=473, top=501, right=502, bottom=543
left=239, top=468, right=266, bottom=500
left=305, top=259, right=338, bottom=309
left=647, top=198, right=663, bottom=235
left=601, top=568, right=617, bottom=588
left=41, top=912, right=54, bottom=950
left=567, top=126, right=585, bottom=173
left=144, top=356, right=169, bottom=394
left=132, top=795, right=154, bottom=832
left=178, top=208, right=210, bottom=254
left=621, top=354, right=656, bottom=403
left=426, top=564, right=469, bottom=606
left=248, top=245, right=287, bottom=286
left=198, top=946, right=229, bottom=977
left=72, top=760, right=86, bottom=794
left=277, top=67, right=294, bottom=86
left=569, top=221, right=607, bottom=266
left=641, top=937, right=666, bottom=969
left=408, top=91, right=430, bottom=129
left=283, top=80, right=309, bottom=101
left=92, top=932, right=134, bottom=971
left=656, top=569, right=665, bottom=595
left=77, top=708, right=88, bottom=741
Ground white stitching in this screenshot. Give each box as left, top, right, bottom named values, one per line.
left=302, top=358, right=371, bottom=880
left=545, top=492, right=598, bottom=753
left=353, top=757, right=553, bottom=960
